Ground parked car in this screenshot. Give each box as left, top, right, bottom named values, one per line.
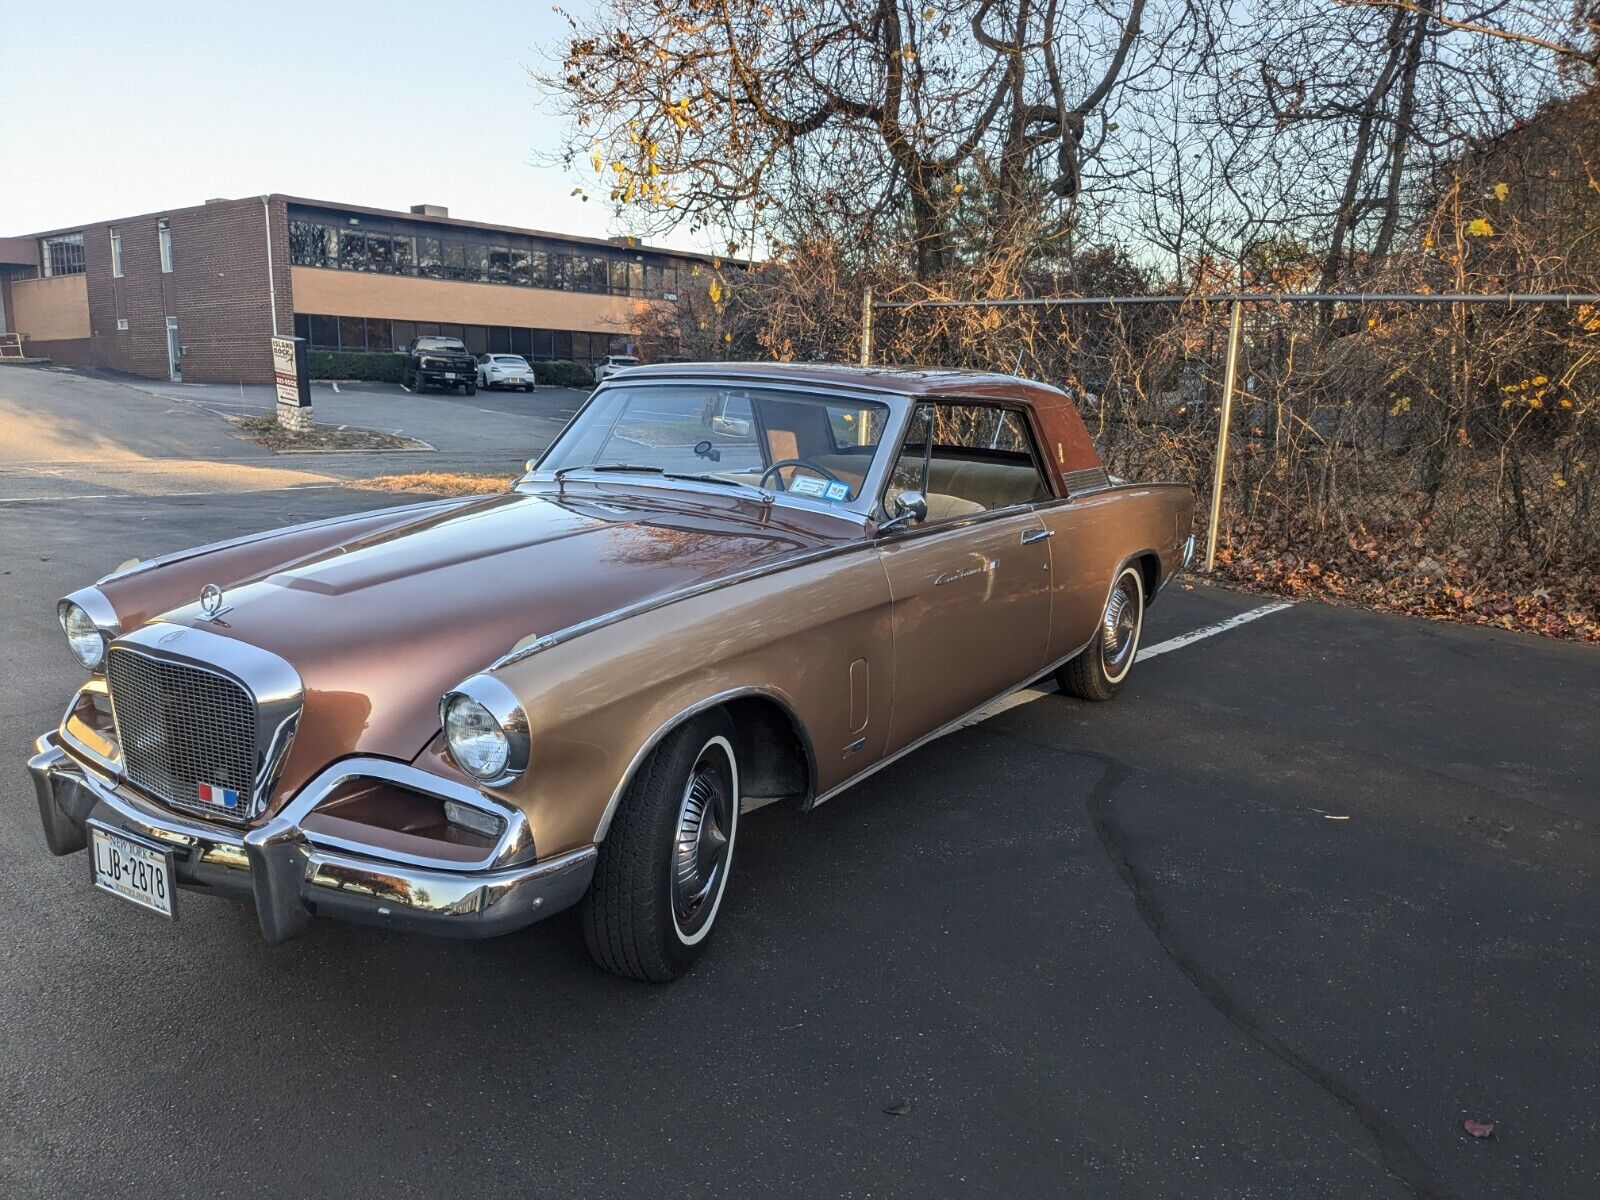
left=476, top=354, right=536, bottom=392
left=402, top=336, right=478, bottom=394
left=29, top=363, right=1194, bottom=981
left=593, top=353, right=639, bottom=383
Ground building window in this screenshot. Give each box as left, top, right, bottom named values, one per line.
left=110, top=229, right=123, bottom=278
left=40, top=233, right=85, bottom=277
left=308, top=315, right=338, bottom=348
left=289, top=221, right=335, bottom=266
left=116, top=318, right=129, bottom=331
left=158, top=219, right=174, bottom=273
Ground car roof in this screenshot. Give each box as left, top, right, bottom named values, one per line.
left=611, top=360, right=1074, bottom=404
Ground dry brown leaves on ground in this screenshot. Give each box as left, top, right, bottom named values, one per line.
left=350, top=473, right=514, bottom=496
left=1215, top=528, right=1598, bottom=642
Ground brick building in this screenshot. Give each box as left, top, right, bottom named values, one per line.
left=0, top=195, right=721, bottom=383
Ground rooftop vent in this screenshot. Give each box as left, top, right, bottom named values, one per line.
left=410, top=204, right=449, bottom=218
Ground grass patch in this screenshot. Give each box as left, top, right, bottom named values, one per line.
left=351, top=472, right=514, bottom=496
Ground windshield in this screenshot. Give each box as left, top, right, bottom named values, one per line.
left=538, top=382, right=893, bottom=504
left=416, top=337, right=465, bottom=352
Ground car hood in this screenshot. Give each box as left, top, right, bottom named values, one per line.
left=152, top=487, right=838, bottom=807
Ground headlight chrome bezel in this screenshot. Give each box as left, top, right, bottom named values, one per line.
left=440, top=675, right=530, bottom=787
left=57, top=588, right=120, bottom=671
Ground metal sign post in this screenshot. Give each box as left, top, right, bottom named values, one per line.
left=1204, top=299, right=1244, bottom=573
left=859, top=287, right=874, bottom=366
left=271, top=335, right=312, bottom=432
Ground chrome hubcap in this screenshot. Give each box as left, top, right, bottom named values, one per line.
left=1102, top=578, right=1140, bottom=673
left=672, top=751, right=733, bottom=936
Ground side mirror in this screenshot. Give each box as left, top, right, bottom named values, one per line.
left=879, top=490, right=928, bottom=534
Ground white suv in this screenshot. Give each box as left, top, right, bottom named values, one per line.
left=594, top=354, right=640, bottom=384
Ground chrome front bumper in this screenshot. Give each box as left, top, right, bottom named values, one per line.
left=28, top=734, right=596, bottom=943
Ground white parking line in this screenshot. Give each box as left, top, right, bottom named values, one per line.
left=967, top=600, right=1296, bottom=724
left=1135, top=601, right=1296, bottom=662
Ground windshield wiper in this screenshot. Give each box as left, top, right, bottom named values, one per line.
left=663, top=472, right=773, bottom=500
left=553, top=463, right=665, bottom=480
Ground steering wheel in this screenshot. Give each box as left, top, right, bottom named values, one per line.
left=759, top=459, right=843, bottom=490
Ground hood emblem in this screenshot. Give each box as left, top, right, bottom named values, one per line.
left=198, top=583, right=233, bottom=622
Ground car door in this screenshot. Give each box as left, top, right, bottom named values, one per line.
left=875, top=402, right=1055, bottom=754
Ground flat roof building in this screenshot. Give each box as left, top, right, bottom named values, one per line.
left=0, top=195, right=720, bottom=383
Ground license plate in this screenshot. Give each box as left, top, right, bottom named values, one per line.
left=89, top=821, right=176, bottom=919
left=444, top=372, right=458, bottom=380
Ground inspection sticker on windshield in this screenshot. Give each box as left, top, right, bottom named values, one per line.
left=789, top=476, right=828, bottom=498
left=824, top=481, right=852, bottom=503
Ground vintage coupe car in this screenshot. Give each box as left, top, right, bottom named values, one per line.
left=30, top=363, right=1194, bottom=980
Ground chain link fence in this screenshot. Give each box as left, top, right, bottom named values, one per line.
left=864, top=291, right=1600, bottom=639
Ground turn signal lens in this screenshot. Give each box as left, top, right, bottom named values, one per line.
left=443, top=799, right=506, bottom=839
left=59, top=602, right=106, bottom=670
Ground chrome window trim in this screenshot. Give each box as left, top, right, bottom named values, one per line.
left=439, top=674, right=531, bottom=787
left=281, top=755, right=535, bottom=871
left=106, top=623, right=303, bottom=823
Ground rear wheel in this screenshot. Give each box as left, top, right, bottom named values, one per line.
left=1057, top=564, right=1144, bottom=702
left=580, top=710, right=740, bottom=981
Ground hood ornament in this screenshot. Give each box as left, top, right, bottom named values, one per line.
left=199, top=583, right=230, bottom=620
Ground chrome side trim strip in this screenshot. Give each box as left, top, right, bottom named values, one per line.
left=492, top=541, right=866, bottom=669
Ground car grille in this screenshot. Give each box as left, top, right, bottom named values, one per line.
left=106, top=647, right=259, bottom=824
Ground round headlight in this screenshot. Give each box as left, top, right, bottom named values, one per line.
left=443, top=694, right=511, bottom=780
left=59, top=601, right=106, bottom=670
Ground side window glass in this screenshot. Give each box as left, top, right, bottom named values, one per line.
left=888, top=404, right=1053, bottom=523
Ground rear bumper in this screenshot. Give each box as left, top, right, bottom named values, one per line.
left=28, top=735, right=596, bottom=943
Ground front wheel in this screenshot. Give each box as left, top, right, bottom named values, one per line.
left=465, top=382, right=477, bottom=396
left=1057, top=564, right=1144, bottom=702
left=580, top=710, right=740, bottom=981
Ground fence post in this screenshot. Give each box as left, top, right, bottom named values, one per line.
left=859, top=287, right=874, bottom=366
left=1204, top=298, right=1244, bottom=572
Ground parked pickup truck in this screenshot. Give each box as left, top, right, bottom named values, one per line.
left=403, top=336, right=478, bottom=394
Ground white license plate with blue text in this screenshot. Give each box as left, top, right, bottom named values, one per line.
left=89, top=822, right=176, bottom=919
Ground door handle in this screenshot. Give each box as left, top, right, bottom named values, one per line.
left=1021, top=528, right=1055, bottom=545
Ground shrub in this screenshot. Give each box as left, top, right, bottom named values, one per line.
left=308, top=350, right=405, bottom=383
left=534, top=359, right=596, bottom=388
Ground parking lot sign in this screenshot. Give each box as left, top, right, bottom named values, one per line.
left=271, top=335, right=312, bottom=431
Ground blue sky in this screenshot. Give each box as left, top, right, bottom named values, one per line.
left=0, top=1, right=714, bottom=252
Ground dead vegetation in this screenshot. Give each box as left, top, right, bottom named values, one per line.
left=350, top=472, right=514, bottom=496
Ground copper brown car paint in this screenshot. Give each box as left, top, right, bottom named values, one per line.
left=34, top=363, right=1193, bottom=939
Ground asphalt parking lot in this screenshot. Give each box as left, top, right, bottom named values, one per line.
left=1, top=471, right=1596, bottom=1198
